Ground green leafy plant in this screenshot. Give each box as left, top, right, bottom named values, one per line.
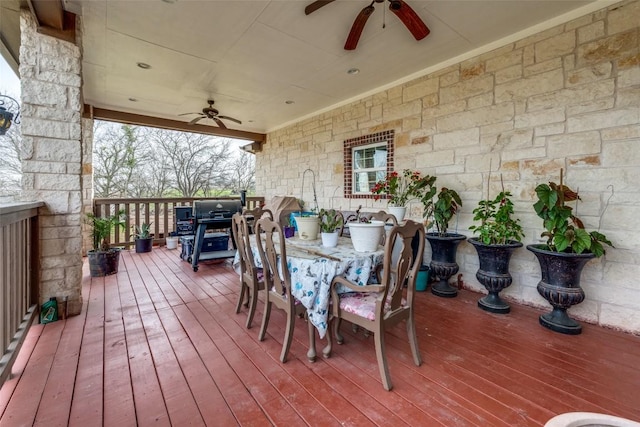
left=371, top=169, right=436, bottom=207
left=533, top=170, right=612, bottom=257
left=469, top=175, right=524, bottom=245
left=470, top=191, right=524, bottom=245
left=85, top=210, right=126, bottom=252
left=421, top=186, right=462, bottom=236
left=319, top=208, right=343, bottom=233
left=134, top=223, right=152, bottom=239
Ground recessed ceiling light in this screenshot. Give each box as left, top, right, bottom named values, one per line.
left=128, top=97, right=138, bottom=102
left=285, top=100, right=295, bottom=105
left=137, top=62, right=151, bottom=70
left=347, top=68, right=360, bottom=75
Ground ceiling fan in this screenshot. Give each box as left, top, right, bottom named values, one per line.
left=179, top=99, right=242, bottom=129
left=305, top=0, right=430, bottom=50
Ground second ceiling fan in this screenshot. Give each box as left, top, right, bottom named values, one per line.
left=179, top=99, right=242, bottom=129
left=305, top=0, right=430, bottom=50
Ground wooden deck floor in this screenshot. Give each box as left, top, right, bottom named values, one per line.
left=1, top=247, right=639, bottom=426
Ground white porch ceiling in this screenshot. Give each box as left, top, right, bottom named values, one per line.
left=66, top=0, right=601, bottom=133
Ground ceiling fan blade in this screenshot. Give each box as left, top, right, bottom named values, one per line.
left=178, top=112, right=200, bottom=116
left=344, top=3, right=376, bottom=50
left=305, top=0, right=335, bottom=15
left=389, top=0, right=430, bottom=41
left=213, top=117, right=228, bottom=129
left=218, top=115, right=242, bottom=125
left=188, top=116, right=203, bottom=125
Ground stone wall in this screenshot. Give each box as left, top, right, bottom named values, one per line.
left=19, top=11, right=84, bottom=315
left=257, top=0, right=640, bottom=333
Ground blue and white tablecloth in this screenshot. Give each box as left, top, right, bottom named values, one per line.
left=233, top=236, right=384, bottom=338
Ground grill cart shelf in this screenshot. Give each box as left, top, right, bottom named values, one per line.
left=189, top=200, right=242, bottom=272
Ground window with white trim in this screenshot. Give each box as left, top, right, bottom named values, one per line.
left=343, top=130, right=394, bottom=199
left=352, top=142, right=387, bottom=194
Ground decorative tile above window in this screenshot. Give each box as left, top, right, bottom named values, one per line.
left=343, top=130, right=394, bottom=199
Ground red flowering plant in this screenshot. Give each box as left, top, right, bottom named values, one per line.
left=371, top=169, right=436, bottom=207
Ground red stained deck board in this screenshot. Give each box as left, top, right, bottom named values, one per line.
left=198, top=299, right=340, bottom=426
left=67, top=273, right=107, bottom=427
left=0, top=321, right=65, bottom=426
left=138, top=308, right=205, bottom=426
left=156, top=307, right=238, bottom=426
left=170, top=303, right=271, bottom=425
left=2, top=248, right=640, bottom=427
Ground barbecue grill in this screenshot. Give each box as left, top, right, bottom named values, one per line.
left=190, top=199, right=243, bottom=271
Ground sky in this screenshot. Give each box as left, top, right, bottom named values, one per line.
left=0, top=55, right=20, bottom=97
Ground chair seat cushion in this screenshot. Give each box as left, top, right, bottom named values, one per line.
left=338, top=292, right=406, bottom=321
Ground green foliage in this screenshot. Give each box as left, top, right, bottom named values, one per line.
left=371, top=169, right=436, bottom=207
left=533, top=180, right=613, bottom=257
left=134, top=222, right=152, bottom=239
left=469, top=191, right=524, bottom=245
left=85, top=210, right=126, bottom=252
left=319, top=208, right=343, bottom=233
left=421, top=186, right=462, bottom=235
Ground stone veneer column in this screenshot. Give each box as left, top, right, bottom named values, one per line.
left=19, top=10, right=84, bottom=315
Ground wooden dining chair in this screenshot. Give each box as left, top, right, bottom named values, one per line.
left=254, top=217, right=319, bottom=363
left=242, top=206, right=274, bottom=234
left=231, top=213, right=265, bottom=329
left=369, top=210, right=398, bottom=225
left=330, top=219, right=425, bottom=390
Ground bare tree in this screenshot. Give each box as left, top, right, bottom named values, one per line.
left=224, top=151, right=256, bottom=194
left=92, top=121, right=243, bottom=198
left=93, top=123, right=148, bottom=197
left=0, top=97, right=22, bottom=197
left=151, top=130, right=231, bottom=197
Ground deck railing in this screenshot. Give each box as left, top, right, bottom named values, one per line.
left=0, top=202, right=42, bottom=386
left=92, top=196, right=264, bottom=248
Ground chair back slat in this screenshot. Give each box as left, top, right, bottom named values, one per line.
left=232, top=213, right=258, bottom=278
left=255, top=218, right=290, bottom=300
left=380, top=220, right=425, bottom=311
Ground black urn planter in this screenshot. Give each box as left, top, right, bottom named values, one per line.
left=469, top=238, right=523, bottom=314
left=527, top=244, right=596, bottom=335
left=87, top=249, right=121, bottom=277
left=135, top=237, right=153, bottom=253
left=426, top=233, right=466, bottom=298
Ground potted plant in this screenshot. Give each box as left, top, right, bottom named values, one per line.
left=319, top=208, right=343, bottom=248
left=134, top=222, right=153, bottom=253
left=468, top=175, right=525, bottom=313
left=295, top=212, right=320, bottom=240
left=527, top=169, right=613, bottom=335
left=85, top=210, right=126, bottom=277
left=372, top=169, right=436, bottom=221
left=283, top=219, right=296, bottom=239
left=345, top=205, right=385, bottom=252
left=421, top=184, right=465, bottom=298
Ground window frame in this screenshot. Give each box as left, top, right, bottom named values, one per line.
left=343, top=130, right=394, bottom=200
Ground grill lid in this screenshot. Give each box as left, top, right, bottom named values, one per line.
left=193, top=200, right=242, bottom=220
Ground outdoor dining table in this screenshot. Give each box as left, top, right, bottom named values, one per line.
left=233, top=235, right=384, bottom=338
